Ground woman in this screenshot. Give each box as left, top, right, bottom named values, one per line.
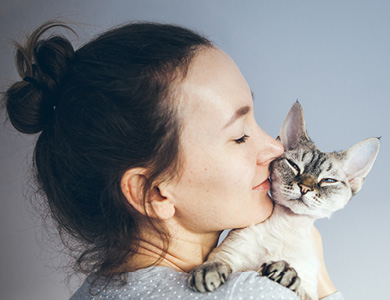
left=3, top=21, right=343, bottom=299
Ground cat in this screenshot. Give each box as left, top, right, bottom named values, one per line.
left=188, top=102, right=380, bottom=300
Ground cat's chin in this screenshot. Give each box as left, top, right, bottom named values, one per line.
left=275, top=200, right=331, bottom=219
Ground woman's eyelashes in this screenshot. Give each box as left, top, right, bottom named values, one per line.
left=234, top=134, right=250, bottom=144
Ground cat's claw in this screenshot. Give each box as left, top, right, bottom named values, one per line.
left=258, top=260, right=301, bottom=292
left=188, top=261, right=232, bottom=293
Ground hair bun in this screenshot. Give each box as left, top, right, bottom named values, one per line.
left=4, top=22, right=75, bottom=134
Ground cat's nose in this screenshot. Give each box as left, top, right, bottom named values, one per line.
left=298, top=184, right=313, bottom=195
left=298, top=176, right=315, bottom=195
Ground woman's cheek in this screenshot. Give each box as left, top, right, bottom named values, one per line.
left=226, top=160, right=255, bottom=190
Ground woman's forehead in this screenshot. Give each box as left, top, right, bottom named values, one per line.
left=178, top=48, right=252, bottom=125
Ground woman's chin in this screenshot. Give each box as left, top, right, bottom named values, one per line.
left=252, top=193, right=274, bottom=225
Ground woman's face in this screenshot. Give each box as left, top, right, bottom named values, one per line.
left=165, top=48, right=284, bottom=233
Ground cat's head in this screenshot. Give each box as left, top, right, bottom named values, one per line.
left=270, top=102, right=380, bottom=219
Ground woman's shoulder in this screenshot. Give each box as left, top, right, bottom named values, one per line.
left=70, top=266, right=298, bottom=299
left=69, top=266, right=342, bottom=300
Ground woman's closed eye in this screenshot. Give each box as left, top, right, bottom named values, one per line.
left=234, top=134, right=250, bottom=144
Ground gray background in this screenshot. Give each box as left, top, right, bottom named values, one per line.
left=1, top=1, right=389, bottom=299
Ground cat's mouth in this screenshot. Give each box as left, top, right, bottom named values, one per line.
left=290, top=197, right=310, bottom=207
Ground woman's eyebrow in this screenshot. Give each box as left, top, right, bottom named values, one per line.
left=223, top=105, right=251, bottom=129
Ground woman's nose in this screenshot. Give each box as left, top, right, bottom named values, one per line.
left=256, top=128, right=284, bottom=165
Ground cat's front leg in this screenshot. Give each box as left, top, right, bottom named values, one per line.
left=258, top=260, right=301, bottom=292
left=188, top=261, right=232, bottom=292
left=259, top=261, right=312, bottom=300
left=188, top=225, right=266, bottom=293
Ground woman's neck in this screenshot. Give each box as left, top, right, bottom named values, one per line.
left=121, top=221, right=220, bottom=273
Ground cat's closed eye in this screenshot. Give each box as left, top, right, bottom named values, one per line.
left=319, top=178, right=338, bottom=186
left=286, top=159, right=300, bottom=176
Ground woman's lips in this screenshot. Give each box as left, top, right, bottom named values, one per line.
left=252, top=178, right=271, bottom=191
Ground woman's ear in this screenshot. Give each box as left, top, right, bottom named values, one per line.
left=149, top=186, right=176, bottom=220
left=121, top=168, right=175, bottom=220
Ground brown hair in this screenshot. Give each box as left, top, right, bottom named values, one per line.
left=3, top=21, right=212, bottom=276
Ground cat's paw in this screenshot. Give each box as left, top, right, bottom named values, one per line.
left=258, top=260, right=301, bottom=292
left=188, top=261, right=232, bottom=293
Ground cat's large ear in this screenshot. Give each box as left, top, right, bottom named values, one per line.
left=342, top=137, right=380, bottom=194
left=279, top=101, right=310, bottom=150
